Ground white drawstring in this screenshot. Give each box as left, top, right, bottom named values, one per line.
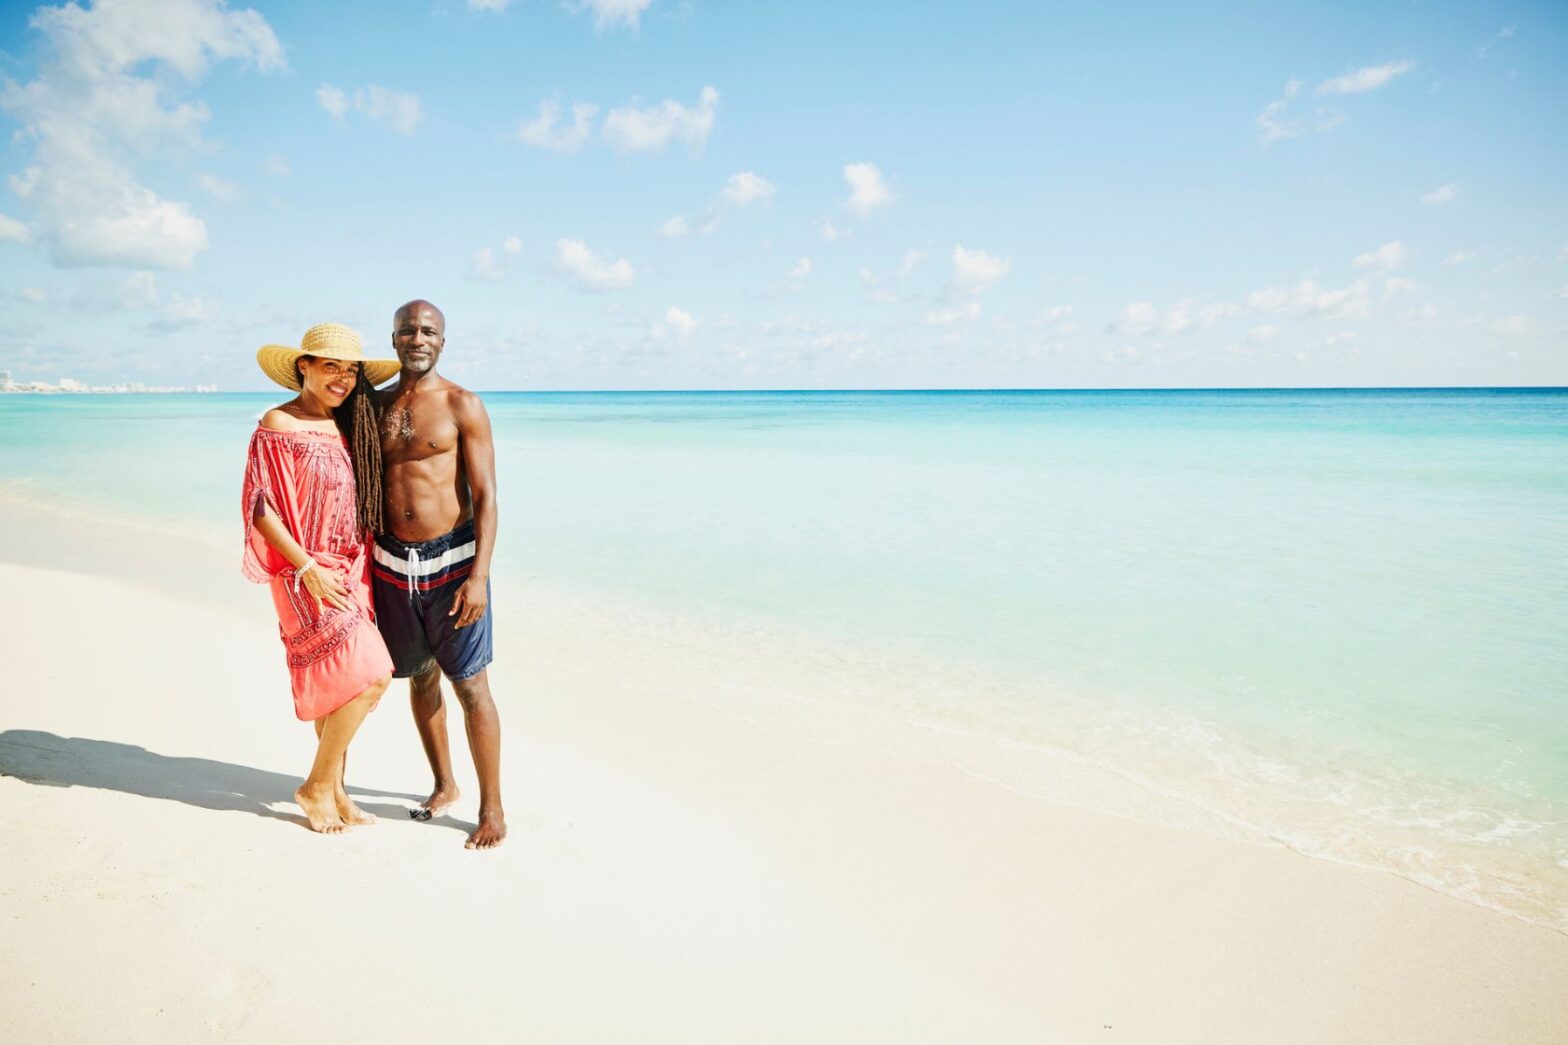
left=407, top=546, right=420, bottom=604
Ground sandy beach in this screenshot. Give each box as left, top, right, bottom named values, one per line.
left=2, top=499, right=1566, bottom=1044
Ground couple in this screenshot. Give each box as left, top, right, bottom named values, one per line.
left=240, top=300, right=505, bottom=850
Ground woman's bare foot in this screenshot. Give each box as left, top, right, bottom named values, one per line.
left=336, top=787, right=376, bottom=826
left=465, top=807, right=507, bottom=850
left=410, top=781, right=461, bottom=822
left=295, top=783, right=347, bottom=834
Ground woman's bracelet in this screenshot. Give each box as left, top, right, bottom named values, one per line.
left=292, top=557, right=317, bottom=593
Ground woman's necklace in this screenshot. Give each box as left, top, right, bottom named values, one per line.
left=285, top=398, right=334, bottom=422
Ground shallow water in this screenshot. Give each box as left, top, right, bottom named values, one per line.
left=3, top=388, right=1565, bottom=929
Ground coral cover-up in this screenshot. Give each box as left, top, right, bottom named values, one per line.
left=242, top=426, right=392, bottom=721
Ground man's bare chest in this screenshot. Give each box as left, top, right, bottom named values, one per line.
left=381, top=398, right=460, bottom=462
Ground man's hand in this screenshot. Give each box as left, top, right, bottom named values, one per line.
left=301, top=566, right=351, bottom=614
left=450, top=575, right=488, bottom=629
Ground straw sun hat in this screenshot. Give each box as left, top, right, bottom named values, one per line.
left=256, top=322, right=401, bottom=391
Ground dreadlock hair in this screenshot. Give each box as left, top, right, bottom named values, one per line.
left=332, top=367, right=385, bottom=535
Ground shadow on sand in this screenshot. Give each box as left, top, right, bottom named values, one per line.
left=0, top=729, right=446, bottom=830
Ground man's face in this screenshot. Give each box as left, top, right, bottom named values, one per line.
left=393, top=305, right=445, bottom=374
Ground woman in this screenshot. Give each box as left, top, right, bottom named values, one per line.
left=242, top=322, right=401, bottom=834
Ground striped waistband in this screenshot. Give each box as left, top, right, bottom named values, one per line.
left=372, top=522, right=476, bottom=593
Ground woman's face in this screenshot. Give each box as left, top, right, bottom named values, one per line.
left=298, top=356, right=361, bottom=409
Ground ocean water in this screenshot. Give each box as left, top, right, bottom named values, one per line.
left=2, top=388, right=1565, bottom=929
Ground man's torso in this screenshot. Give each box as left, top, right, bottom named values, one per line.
left=379, top=380, right=472, bottom=543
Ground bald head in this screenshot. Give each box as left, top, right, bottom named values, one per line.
left=394, top=299, right=445, bottom=331
left=392, top=299, right=446, bottom=376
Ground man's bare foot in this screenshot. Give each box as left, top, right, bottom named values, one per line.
left=465, top=808, right=506, bottom=850
left=295, top=783, right=347, bottom=835
left=411, top=781, right=460, bottom=822
left=336, top=787, right=376, bottom=826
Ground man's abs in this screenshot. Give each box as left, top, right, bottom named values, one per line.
left=383, top=457, right=472, bottom=542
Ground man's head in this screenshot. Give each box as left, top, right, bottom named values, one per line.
left=392, top=299, right=446, bottom=375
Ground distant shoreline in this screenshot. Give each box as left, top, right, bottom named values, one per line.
left=0, top=382, right=218, bottom=394
left=7, top=385, right=1562, bottom=397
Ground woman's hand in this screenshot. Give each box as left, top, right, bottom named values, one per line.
left=300, top=564, right=351, bottom=613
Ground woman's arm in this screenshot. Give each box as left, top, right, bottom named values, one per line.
left=251, top=500, right=351, bottom=612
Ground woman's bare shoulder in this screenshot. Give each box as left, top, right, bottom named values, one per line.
left=259, top=406, right=305, bottom=432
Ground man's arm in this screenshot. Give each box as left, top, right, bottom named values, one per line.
left=450, top=389, right=497, bottom=629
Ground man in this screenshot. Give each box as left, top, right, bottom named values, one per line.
left=372, top=299, right=505, bottom=850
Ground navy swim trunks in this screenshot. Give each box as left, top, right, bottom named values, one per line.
left=371, top=519, right=493, bottom=681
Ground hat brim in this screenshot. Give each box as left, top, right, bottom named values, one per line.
left=257, top=345, right=401, bottom=391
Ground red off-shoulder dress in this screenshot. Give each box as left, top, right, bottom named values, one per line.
left=241, top=426, right=392, bottom=720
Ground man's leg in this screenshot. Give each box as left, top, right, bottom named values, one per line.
left=451, top=669, right=506, bottom=849
left=296, top=677, right=388, bottom=833
left=410, top=663, right=461, bottom=818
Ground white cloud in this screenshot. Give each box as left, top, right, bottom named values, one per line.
left=820, top=218, right=840, bottom=241
left=843, top=162, right=893, bottom=215
left=1352, top=241, right=1407, bottom=270
left=858, top=266, right=878, bottom=285
left=663, top=171, right=776, bottom=238
left=515, top=99, right=598, bottom=153
left=922, top=302, right=981, bottom=327
left=1257, top=79, right=1345, bottom=143
left=1492, top=315, right=1532, bottom=335
left=318, top=83, right=423, bottom=136
left=19, top=287, right=45, bottom=303
left=0, top=213, right=30, bottom=243
left=469, top=247, right=504, bottom=283
left=1475, top=25, right=1516, bottom=61
left=574, top=0, right=654, bottom=32
left=503, top=236, right=522, bottom=254
left=557, top=238, right=636, bottom=290
left=74, top=270, right=160, bottom=311
left=197, top=173, right=240, bottom=200
left=469, top=0, right=510, bottom=11
left=1248, top=324, right=1278, bottom=343
left=1546, top=286, right=1568, bottom=300
left=263, top=155, right=290, bottom=177
left=1257, top=79, right=1304, bottom=142
left=789, top=257, right=813, bottom=278
left=665, top=306, right=698, bottom=338
left=1113, top=298, right=1233, bottom=337
left=1317, top=60, right=1415, bottom=96
left=1031, top=305, right=1073, bottom=327
left=1421, top=183, right=1459, bottom=205
left=316, top=83, right=349, bottom=118
left=1245, top=277, right=1372, bottom=319
left=152, top=293, right=217, bottom=329
left=952, top=245, right=1011, bottom=292
left=0, top=0, right=282, bottom=270
left=1383, top=276, right=1418, bottom=297
left=1446, top=249, right=1478, bottom=266
left=603, top=86, right=718, bottom=153
left=721, top=171, right=776, bottom=206
left=898, top=249, right=926, bottom=278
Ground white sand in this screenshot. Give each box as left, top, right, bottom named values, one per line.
left=2, top=507, right=1566, bottom=1043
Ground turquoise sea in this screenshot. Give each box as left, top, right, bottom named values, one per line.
left=2, top=388, right=1565, bottom=930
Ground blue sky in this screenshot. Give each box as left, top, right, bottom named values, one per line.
left=0, top=0, right=1564, bottom=389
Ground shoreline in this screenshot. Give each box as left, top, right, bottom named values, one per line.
left=1, top=499, right=1567, bottom=1040
left=4, top=483, right=1564, bottom=936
